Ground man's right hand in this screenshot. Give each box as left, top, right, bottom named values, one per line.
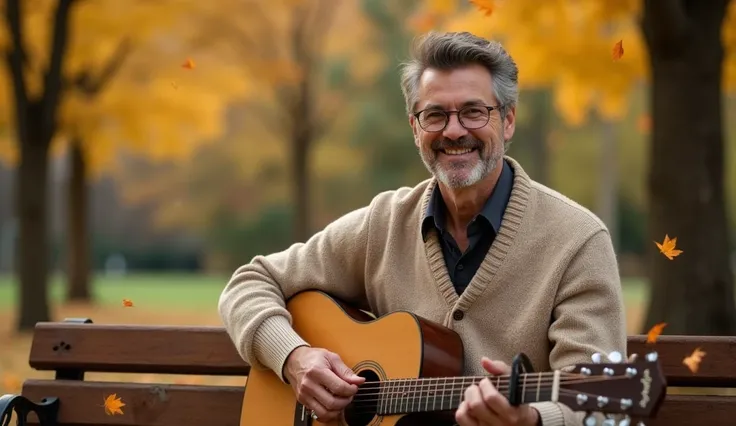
left=284, top=346, right=366, bottom=423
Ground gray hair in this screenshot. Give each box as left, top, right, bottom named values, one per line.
left=399, top=31, right=519, bottom=117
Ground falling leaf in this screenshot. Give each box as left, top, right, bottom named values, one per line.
left=646, top=322, right=667, bottom=343
left=683, top=347, right=706, bottom=373
left=122, top=299, right=134, bottom=307
left=182, top=58, right=196, bottom=69
left=103, top=394, right=126, bottom=415
left=654, top=234, right=683, bottom=260
left=612, top=40, right=624, bottom=60
left=469, top=0, right=494, bottom=17
left=2, top=373, right=21, bottom=392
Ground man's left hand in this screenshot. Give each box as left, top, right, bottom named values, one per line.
left=455, top=357, right=540, bottom=426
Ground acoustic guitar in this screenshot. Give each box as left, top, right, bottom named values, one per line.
left=239, top=291, right=666, bottom=426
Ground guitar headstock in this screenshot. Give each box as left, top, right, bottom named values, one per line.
left=559, top=351, right=667, bottom=425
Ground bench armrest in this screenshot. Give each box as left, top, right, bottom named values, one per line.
left=0, top=394, right=59, bottom=426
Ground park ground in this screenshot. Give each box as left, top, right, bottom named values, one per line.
left=0, top=274, right=649, bottom=395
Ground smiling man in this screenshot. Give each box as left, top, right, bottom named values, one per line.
left=219, top=31, right=626, bottom=426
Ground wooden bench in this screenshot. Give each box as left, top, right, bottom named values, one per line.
left=2, top=318, right=735, bottom=426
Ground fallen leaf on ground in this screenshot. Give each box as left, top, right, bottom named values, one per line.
left=612, top=40, right=624, bottom=60
left=469, top=0, right=494, bottom=17
left=683, top=348, right=706, bottom=373
left=103, top=393, right=126, bottom=415
left=646, top=322, right=667, bottom=343
left=655, top=234, right=683, bottom=260
left=182, top=58, right=195, bottom=69
left=122, top=299, right=134, bottom=307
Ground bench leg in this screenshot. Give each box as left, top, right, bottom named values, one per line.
left=0, top=395, right=59, bottom=426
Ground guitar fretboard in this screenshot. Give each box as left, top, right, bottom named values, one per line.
left=351, top=372, right=561, bottom=416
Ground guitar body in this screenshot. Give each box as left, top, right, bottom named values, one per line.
left=239, top=291, right=465, bottom=426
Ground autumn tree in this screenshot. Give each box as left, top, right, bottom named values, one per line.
left=0, top=0, right=247, bottom=328
left=412, top=0, right=736, bottom=334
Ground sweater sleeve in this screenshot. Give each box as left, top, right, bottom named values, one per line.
left=535, top=228, right=628, bottom=426
left=217, top=205, right=373, bottom=382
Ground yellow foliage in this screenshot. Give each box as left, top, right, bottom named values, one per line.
left=411, top=0, right=735, bottom=126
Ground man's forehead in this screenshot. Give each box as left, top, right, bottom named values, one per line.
left=416, top=66, right=495, bottom=108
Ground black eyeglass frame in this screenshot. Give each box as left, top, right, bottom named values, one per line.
left=412, top=104, right=505, bottom=132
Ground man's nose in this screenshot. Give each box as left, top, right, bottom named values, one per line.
left=442, top=113, right=468, bottom=140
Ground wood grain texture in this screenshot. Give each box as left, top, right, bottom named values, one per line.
left=627, top=335, right=736, bottom=387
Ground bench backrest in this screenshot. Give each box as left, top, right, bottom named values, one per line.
left=20, top=321, right=736, bottom=426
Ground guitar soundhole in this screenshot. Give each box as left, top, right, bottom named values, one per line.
left=343, top=369, right=380, bottom=426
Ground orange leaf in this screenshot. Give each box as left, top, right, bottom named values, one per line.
left=469, top=0, right=494, bottom=17
left=2, top=373, right=21, bottom=392
left=103, top=394, right=126, bottom=415
left=612, top=40, right=624, bottom=60
left=182, top=58, right=196, bottom=69
left=654, top=234, right=683, bottom=260
left=122, top=299, right=134, bottom=307
left=682, top=347, right=706, bottom=373
left=646, top=322, right=667, bottom=343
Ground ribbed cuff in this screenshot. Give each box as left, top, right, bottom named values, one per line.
left=252, top=315, right=310, bottom=382
left=530, top=402, right=564, bottom=426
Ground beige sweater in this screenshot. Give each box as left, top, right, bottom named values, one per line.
left=218, top=157, right=627, bottom=426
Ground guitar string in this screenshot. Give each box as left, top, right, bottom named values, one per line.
left=349, top=371, right=617, bottom=393
left=344, top=387, right=634, bottom=415
left=349, top=375, right=631, bottom=402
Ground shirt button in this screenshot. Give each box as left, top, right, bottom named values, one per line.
left=452, top=310, right=464, bottom=321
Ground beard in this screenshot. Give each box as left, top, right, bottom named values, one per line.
left=418, top=134, right=504, bottom=189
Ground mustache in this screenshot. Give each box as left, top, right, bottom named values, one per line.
left=431, top=137, right=483, bottom=151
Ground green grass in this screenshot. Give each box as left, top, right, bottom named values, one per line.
left=0, top=273, right=650, bottom=311
left=0, top=273, right=231, bottom=310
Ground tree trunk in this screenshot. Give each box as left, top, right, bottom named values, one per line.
left=597, top=121, right=619, bottom=251
left=291, top=127, right=311, bottom=243
left=525, top=89, right=550, bottom=186
left=15, top=120, right=51, bottom=330
left=66, top=139, right=91, bottom=302
left=642, top=1, right=736, bottom=335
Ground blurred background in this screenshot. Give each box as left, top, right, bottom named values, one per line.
left=1, top=0, right=735, bottom=389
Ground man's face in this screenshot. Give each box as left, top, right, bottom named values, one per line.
left=410, top=64, right=516, bottom=189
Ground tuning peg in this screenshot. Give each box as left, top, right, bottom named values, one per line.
left=628, top=353, right=638, bottom=362
left=618, top=416, right=631, bottom=426
left=583, top=413, right=598, bottom=426
left=591, top=352, right=603, bottom=363
left=645, top=351, right=658, bottom=362
left=607, top=351, right=623, bottom=363
left=602, top=417, right=616, bottom=426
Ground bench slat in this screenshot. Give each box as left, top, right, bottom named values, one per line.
left=30, top=323, right=736, bottom=388
left=21, top=380, right=736, bottom=425
left=29, top=323, right=250, bottom=375
left=22, top=380, right=243, bottom=426
left=628, top=335, right=736, bottom=387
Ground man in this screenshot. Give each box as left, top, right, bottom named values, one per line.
left=219, top=31, right=626, bottom=426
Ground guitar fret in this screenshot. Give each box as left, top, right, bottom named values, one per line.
left=522, top=374, right=527, bottom=403
left=536, top=372, right=541, bottom=402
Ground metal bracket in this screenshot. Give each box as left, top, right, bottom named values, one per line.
left=54, top=318, right=94, bottom=381
left=0, top=395, right=59, bottom=426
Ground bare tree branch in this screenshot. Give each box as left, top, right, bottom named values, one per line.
left=41, top=0, right=78, bottom=143
left=69, top=38, right=133, bottom=96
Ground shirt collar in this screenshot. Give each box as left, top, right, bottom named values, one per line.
left=421, top=159, right=514, bottom=240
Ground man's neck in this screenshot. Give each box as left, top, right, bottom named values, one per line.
left=439, top=161, right=504, bottom=233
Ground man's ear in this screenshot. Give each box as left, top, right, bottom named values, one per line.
left=503, top=105, right=516, bottom=142
left=410, top=115, right=421, bottom=148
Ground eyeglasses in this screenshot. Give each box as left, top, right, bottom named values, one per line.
left=413, top=105, right=503, bottom=132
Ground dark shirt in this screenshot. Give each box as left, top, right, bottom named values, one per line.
left=421, top=159, right=514, bottom=295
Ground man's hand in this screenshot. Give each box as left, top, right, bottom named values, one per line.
left=284, top=346, right=366, bottom=423
left=455, top=357, right=540, bottom=426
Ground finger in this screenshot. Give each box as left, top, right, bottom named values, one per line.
left=315, top=367, right=360, bottom=398
left=455, top=401, right=481, bottom=426
left=302, top=396, right=330, bottom=421
left=464, top=383, right=501, bottom=425
left=327, top=352, right=366, bottom=385
left=478, top=378, right=517, bottom=422
left=481, top=356, right=511, bottom=375
left=310, top=379, right=353, bottom=412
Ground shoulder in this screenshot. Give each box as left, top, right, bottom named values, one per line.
left=530, top=181, right=608, bottom=233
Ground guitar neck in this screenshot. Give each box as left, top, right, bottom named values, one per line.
left=358, top=371, right=562, bottom=416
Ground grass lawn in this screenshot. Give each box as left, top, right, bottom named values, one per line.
left=0, top=273, right=651, bottom=397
